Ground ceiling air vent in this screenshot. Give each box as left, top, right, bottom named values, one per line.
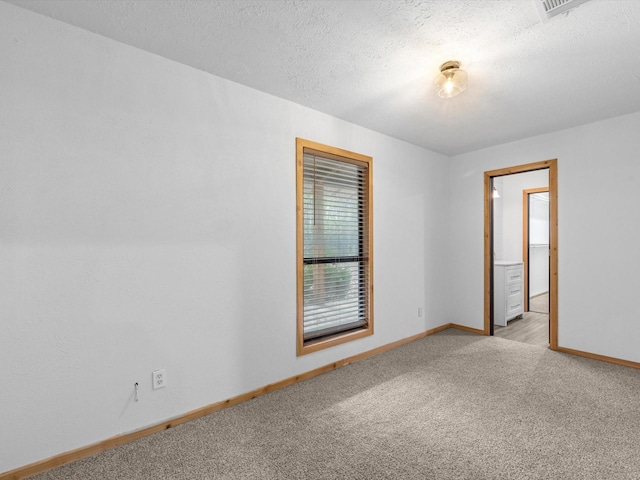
left=534, top=0, right=590, bottom=22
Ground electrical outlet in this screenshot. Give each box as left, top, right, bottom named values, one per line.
left=152, top=369, right=166, bottom=390
left=418, top=307, right=423, bottom=318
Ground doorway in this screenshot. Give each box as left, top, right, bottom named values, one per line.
left=523, top=188, right=550, bottom=315
left=483, top=160, right=558, bottom=350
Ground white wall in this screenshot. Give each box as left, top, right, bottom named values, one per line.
left=500, top=170, right=548, bottom=262
left=0, top=3, right=450, bottom=473
left=492, top=171, right=548, bottom=262
left=529, top=245, right=549, bottom=298
left=449, top=111, right=640, bottom=363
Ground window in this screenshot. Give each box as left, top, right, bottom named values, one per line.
left=296, top=138, right=373, bottom=355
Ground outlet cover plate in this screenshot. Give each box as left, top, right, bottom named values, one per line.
left=152, top=369, right=166, bottom=389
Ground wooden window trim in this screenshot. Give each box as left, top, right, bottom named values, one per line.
left=296, top=138, right=374, bottom=356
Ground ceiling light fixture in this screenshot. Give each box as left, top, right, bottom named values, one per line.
left=493, top=187, right=500, bottom=199
left=434, top=61, right=467, bottom=98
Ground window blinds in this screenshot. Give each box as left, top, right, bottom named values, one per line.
left=302, top=152, right=370, bottom=341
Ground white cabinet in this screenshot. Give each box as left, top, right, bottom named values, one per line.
left=494, top=261, right=524, bottom=327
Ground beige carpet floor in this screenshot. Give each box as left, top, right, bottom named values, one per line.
left=29, top=329, right=640, bottom=479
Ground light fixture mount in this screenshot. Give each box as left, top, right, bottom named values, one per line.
left=434, top=60, right=468, bottom=98
left=440, top=60, right=461, bottom=73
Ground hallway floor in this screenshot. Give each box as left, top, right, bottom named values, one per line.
left=494, top=293, right=549, bottom=347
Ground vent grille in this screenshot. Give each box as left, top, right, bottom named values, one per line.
left=535, top=0, right=590, bottom=21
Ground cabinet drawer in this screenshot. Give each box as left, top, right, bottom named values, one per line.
left=506, top=295, right=523, bottom=317
left=506, top=283, right=522, bottom=297
left=505, top=266, right=523, bottom=285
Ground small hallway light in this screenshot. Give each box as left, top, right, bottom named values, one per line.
left=493, top=187, right=500, bottom=199
left=434, top=60, right=468, bottom=98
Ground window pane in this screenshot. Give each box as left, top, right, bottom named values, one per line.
left=303, top=156, right=364, bottom=259
left=303, top=262, right=365, bottom=340
left=302, top=153, right=366, bottom=340
left=297, top=138, right=372, bottom=355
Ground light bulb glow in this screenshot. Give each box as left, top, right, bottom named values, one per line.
left=434, top=61, right=467, bottom=98
left=444, top=77, right=454, bottom=95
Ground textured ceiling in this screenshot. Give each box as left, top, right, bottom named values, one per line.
left=6, top=0, right=640, bottom=155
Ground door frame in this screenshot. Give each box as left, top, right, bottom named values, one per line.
left=522, top=187, right=549, bottom=313
left=484, top=159, right=558, bottom=350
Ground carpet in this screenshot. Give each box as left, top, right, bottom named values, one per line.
left=30, top=330, right=640, bottom=479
